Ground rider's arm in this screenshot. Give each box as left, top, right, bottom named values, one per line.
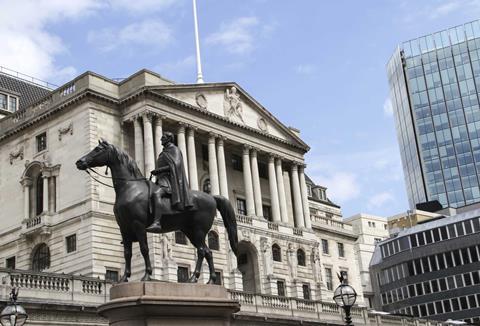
left=151, top=166, right=169, bottom=175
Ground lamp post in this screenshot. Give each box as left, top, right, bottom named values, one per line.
left=0, top=288, right=28, bottom=326
left=333, top=271, right=357, bottom=326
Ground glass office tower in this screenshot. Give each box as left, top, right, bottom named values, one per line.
left=388, top=20, right=480, bottom=209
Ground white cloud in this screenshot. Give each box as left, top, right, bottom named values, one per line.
left=295, top=64, right=317, bottom=75
left=87, top=20, right=173, bottom=52
left=0, top=0, right=101, bottom=82
left=368, top=191, right=395, bottom=210
left=206, top=16, right=264, bottom=55
left=154, top=55, right=195, bottom=81
left=107, top=0, right=178, bottom=13
left=383, top=97, right=393, bottom=116
left=401, top=0, right=480, bottom=23
left=316, top=172, right=360, bottom=203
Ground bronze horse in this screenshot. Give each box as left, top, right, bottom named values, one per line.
left=76, top=140, right=238, bottom=284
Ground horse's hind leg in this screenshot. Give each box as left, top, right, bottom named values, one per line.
left=205, top=247, right=217, bottom=284
left=119, top=237, right=132, bottom=283
left=136, top=229, right=153, bottom=281
left=186, top=230, right=207, bottom=283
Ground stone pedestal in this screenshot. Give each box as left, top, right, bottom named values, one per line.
left=98, top=282, right=240, bottom=326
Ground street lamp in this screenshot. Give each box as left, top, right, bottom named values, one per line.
left=333, top=271, right=357, bottom=326
left=0, top=288, right=28, bottom=326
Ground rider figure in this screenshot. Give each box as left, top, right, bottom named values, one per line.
left=146, top=132, right=194, bottom=233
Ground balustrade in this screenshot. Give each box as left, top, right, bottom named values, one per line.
left=26, top=215, right=42, bottom=228
left=267, top=222, right=279, bottom=231
left=293, top=227, right=303, bottom=236
left=235, top=214, right=253, bottom=225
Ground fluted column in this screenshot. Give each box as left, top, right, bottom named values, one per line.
left=177, top=123, right=189, bottom=182
left=21, top=177, right=32, bottom=219
left=299, top=165, right=312, bottom=229
left=242, top=146, right=255, bottom=216
left=268, top=156, right=281, bottom=222
left=275, top=158, right=289, bottom=223
left=250, top=149, right=263, bottom=217
left=217, top=137, right=229, bottom=199
left=42, top=174, right=49, bottom=214
left=133, top=116, right=144, bottom=174
left=187, top=127, right=199, bottom=190
left=291, top=164, right=305, bottom=228
left=208, top=134, right=220, bottom=195
left=154, top=115, right=165, bottom=158
left=142, top=113, right=155, bottom=175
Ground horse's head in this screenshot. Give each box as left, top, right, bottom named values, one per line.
left=76, top=139, right=111, bottom=171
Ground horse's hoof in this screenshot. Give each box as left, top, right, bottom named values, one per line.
left=187, top=276, right=198, bottom=283
left=207, top=278, right=216, bottom=285
left=141, top=274, right=152, bottom=282
left=118, top=277, right=128, bottom=283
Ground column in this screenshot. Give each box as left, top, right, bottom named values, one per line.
left=42, top=174, right=49, bottom=214
left=299, top=164, right=312, bottom=229
left=275, top=158, right=289, bottom=223
left=142, top=113, right=155, bottom=175
left=153, top=115, right=165, bottom=159
left=291, top=164, right=305, bottom=228
left=242, top=146, right=255, bottom=216
left=187, top=127, right=199, bottom=190
left=177, top=123, right=189, bottom=182
left=217, top=137, right=229, bottom=199
left=22, top=178, right=32, bottom=220
left=133, top=116, right=144, bottom=174
left=208, top=133, right=220, bottom=195
left=268, top=156, right=281, bottom=222
left=250, top=149, right=263, bottom=217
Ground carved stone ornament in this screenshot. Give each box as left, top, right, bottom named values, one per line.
left=223, top=86, right=245, bottom=124
left=9, top=146, right=24, bottom=165
left=195, top=93, right=208, bottom=110
left=58, top=122, right=73, bottom=141
left=257, top=117, right=268, bottom=133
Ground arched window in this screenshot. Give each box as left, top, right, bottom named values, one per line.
left=272, top=244, right=282, bottom=262
left=32, top=243, right=50, bottom=271
left=208, top=231, right=219, bottom=250
left=297, top=249, right=306, bottom=266
left=202, top=178, right=211, bottom=194
left=35, top=174, right=44, bottom=216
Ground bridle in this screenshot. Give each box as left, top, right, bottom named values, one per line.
left=82, top=146, right=148, bottom=188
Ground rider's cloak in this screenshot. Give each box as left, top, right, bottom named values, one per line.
left=155, top=143, right=194, bottom=210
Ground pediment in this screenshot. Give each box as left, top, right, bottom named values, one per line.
left=151, top=83, right=308, bottom=151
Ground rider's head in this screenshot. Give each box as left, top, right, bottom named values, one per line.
left=161, top=132, right=175, bottom=146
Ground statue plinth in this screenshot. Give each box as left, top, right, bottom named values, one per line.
left=98, top=282, right=240, bottom=326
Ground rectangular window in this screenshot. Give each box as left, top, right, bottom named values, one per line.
left=337, top=242, right=345, bottom=257
left=236, top=198, right=246, bottom=215
left=410, top=234, right=418, bottom=247
left=201, top=144, right=209, bottom=162
left=464, top=272, right=472, bottom=286
left=231, top=154, right=243, bottom=171
left=453, top=250, right=462, bottom=266
left=214, top=271, right=222, bottom=285
left=439, top=278, right=447, bottom=291
left=36, top=132, right=47, bottom=153
left=418, top=232, right=426, bottom=246
left=425, top=231, right=433, bottom=244
left=5, top=257, right=15, bottom=270
left=433, top=228, right=441, bottom=242
left=177, top=266, right=190, bottom=283
left=262, top=205, right=272, bottom=221
left=258, top=162, right=268, bottom=179
left=66, top=234, right=77, bottom=253
left=302, top=284, right=311, bottom=300
left=431, top=279, right=439, bottom=292
left=460, top=297, right=468, bottom=310
left=471, top=246, right=479, bottom=262
left=468, top=295, right=477, bottom=308
left=276, top=280, right=286, bottom=296
left=0, top=94, right=6, bottom=110
left=473, top=271, right=480, bottom=284
left=322, top=239, right=329, bottom=255
left=438, top=253, right=446, bottom=269
left=456, top=222, right=465, bottom=236
left=448, top=224, right=457, bottom=238
left=105, top=270, right=119, bottom=282
left=440, top=226, right=448, bottom=240
left=465, top=220, right=473, bottom=234
left=175, top=231, right=188, bottom=245
left=8, top=96, right=17, bottom=112
left=443, top=299, right=452, bottom=313
left=325, top=268, right=333, bottom=290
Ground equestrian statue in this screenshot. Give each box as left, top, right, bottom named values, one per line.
left=75, top=134, right=238, bottom=284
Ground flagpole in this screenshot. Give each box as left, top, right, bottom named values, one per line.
left=193, top=0, right=204, bottom=83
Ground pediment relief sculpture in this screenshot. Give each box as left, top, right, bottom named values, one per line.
left=257, top=117, right=268, bottom=133
left=224, top=86, right=245, bottom=125
left=195, top=93, right=208, bottom=110
left=58, top=122, right=73, bottom=141
left=9, top=146, right=24, bottom=165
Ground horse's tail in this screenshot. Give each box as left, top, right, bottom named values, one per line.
left=214, top=195, right=238, bottom=256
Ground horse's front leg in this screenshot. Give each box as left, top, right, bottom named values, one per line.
left=137, top=230, right=153, bottom=282
left=119, top=238, right=132, bottom=282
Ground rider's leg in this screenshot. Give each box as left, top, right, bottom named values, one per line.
left=146, top=188, right=165, bottom=233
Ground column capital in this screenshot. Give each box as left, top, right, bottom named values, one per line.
left=20, top=177, right=32, bottom=187
left=250, top=148, right=258, bottom=157
left=269, top=155, right=276, bottom=163
left=141, top=111, right=154, bottom=122
left=188, top=125, right=199, bottom=132
left=291, top=164, right=299, bottom=172
left=243, top=145, right=252, bottom=154
left=177, top=122, right=187, bottom=133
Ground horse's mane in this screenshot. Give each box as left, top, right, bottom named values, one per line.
left=106, top=143, right=143, bottom=178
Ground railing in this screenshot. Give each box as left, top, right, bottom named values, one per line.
left=10, top=271, right=70, bottom=292
left=267, top=222, right=279, bottom=231
left=26, top=215, right=42, bottom=228
left=0, top=66, right=57, bottom=89
left=235, top=214, right=253, bottom=225
left=293, top=227, right=303, bottom=236
left=228, top=290, right=437, bottom=325
left=311, top=214, right=353, bottom=231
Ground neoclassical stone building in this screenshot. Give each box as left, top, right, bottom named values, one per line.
left=0, top=69, right=436, bottom=325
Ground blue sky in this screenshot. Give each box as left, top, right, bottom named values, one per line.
left=2, top=0, right=480, bottom=218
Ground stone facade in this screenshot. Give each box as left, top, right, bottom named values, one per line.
left=344, top=213, right=389, bottom=308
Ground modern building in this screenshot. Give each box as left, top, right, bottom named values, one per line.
left=387, top=19, right=480, bottom=209
left=370, top=207, right=480, bottom=324
left=344, top=214, right=389, bottom=309
left=387, top=209, right=442, bottom=236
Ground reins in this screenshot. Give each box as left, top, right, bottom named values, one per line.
left=86, top=167, right=148, bottom=189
